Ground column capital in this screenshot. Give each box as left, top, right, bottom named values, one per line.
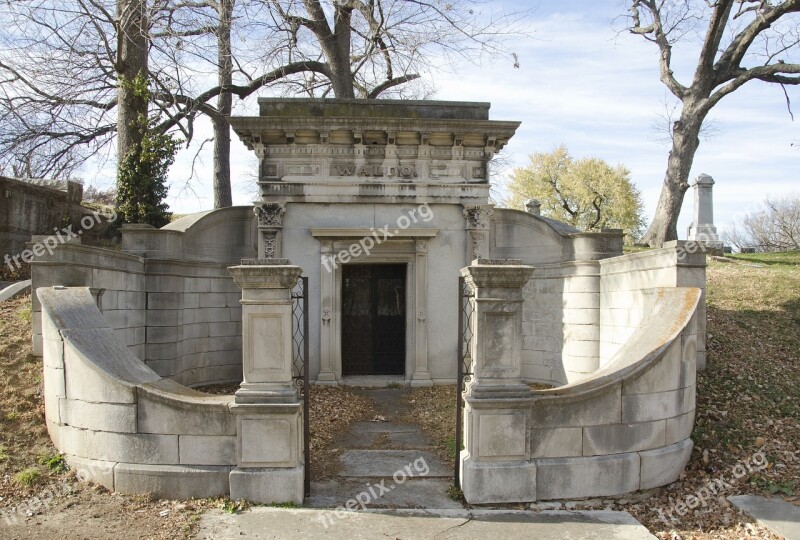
left=229, top=263, right=301, bottom=290
left=254, top=202, right=286, bottom=228
left=460, top=260, right=533, bottom=291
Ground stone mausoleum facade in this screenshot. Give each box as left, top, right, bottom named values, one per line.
left=31, top=99, right=707, bottom=504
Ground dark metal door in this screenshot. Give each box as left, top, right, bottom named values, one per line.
left=342, top=264, right=406, bottom=376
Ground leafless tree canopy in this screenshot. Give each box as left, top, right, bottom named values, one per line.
left=723, top=195, right=800, bottom=252
left=627, top=0, right=800, bottom=247
left=0, top=0, right=528, bottom=189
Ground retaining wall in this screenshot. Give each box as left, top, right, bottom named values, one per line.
left=39, top=287, right=236, bottom=499
left=31, top=206, right=256, bottom=387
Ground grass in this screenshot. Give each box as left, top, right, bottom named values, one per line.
left=16, top=304, right=32, bottom=323
left=13, top=467, right=42, bottom=487
left=0, top=293, right=58, bottom=502
left=220, top=498, right=250, bottom=514
left=38, top=452, right=68, bottom=473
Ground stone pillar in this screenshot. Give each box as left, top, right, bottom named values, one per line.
left=411, top=238, right=432, bottom=387
left=525, top=199, right=541, bottom=216
left=316, top=240, right=338, bottom=384
left=254, top=202, right=286, bottom=259
left=462, top=205, right=494, bottom=263
left=459, top=260, right=537, bottom=503
left=227, top=260, right=304, bottom=505
left=687, top=174, right=722, bottom=252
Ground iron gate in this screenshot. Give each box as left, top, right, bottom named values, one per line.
left=455, top=276, right=475, bottom=488
left=291, top=276, right=310, bottom=497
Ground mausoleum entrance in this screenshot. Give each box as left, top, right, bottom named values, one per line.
left=342, top=264, right=407, bottom=376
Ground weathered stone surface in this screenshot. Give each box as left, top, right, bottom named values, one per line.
left=530, top=427, right=583, bottom=458
left=461, top=456, right=537, bottom=504
left=59, top=398, right=137, bottom=433
left=536, top=453, right=640, bottom=500
left=137, top=380, right=235, bottom=436
left=531, top=385, right=622, bottom=428
left=229, top=466, right=303, bottom=505
left=179, top=435, right=236, bottom=466
left=115, top=463, right=231, bottom=499
left=665, top=411, right=696, bottom=445
left=63, top=454, right=117, bottom=490
left=639, top=438, right=693, bottom=489
left=582, top=421, right=666, bottom=456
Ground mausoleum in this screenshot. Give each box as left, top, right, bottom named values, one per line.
left=31, top=98, right=707, bottom=504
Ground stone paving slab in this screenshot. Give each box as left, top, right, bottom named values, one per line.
left=307, top=479, right=462, bottom=510
left=729, top=495, right=800, bottom=540
left=338, top=450, right=451, bottom=478
left=345, top=421, right=418, bottom=434
left=195, top=508, right=657, bottom=539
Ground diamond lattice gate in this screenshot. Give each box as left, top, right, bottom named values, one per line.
left=291, top=276, right=310, bottom=497
left=455, top=276, right=475, bottom=488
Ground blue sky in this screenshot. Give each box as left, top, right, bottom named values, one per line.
left=153, top=1, right=799, bottom=237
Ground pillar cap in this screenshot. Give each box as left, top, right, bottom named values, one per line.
left=692, top=173, right=714, bottom=186
left=228, top=263, right=302, bottom=289
left=460, top=262, right=534, bottom=289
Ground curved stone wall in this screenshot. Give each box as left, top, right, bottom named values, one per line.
left=460, top=282, right=701, bottom=504
left=39, top=286, right=237, bottom=499
left=31, top=206, right=256, bottom=387
left=527, top=287, right=699, bottom=500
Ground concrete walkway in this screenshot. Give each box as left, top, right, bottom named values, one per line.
left=729, top=495, right=800, bottom=540
left=307, top=387, right=459, bottom=510
left=198, top=387, right=657, bottom=539
left=195, top=508, right=657, bottom=539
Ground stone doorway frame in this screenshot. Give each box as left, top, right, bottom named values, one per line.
left=312, top=228, right=438, bottom=386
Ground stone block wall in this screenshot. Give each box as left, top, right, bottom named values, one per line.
left=0, top=177, right=85, bottom=260
left=528, top=287, right=699, bottom=500
left=32, top=207, right=257, bottom=387
left=31, top=244, right=146, bottom=359
left=599, top=242, right=707, bottom=369
left=492, top=209, right=625, bottom=386
left=39, top=287, right=236, bottom=499
left=461, top=282, right=701, bottom=504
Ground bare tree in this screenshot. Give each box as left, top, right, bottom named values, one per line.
left=117, top=0, right=150, bottom=165
left=0, top=0, right=528, bottom=208
left=628, top=0, right=800, bottom=247
left=723, top=195, right=800, bottom=252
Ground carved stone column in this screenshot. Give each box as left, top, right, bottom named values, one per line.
left=411, top=238, right=432, bottom=387
left=254, top=202, right=286, bottom=259
left=459, top=260, right=536, bottom=504
left=463, top=205, right=494, bottom=263
left=227, top=261, right=304, bottom=504
left=317, top=240, right=338, bottom=384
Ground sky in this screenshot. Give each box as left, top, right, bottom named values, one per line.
left=101, top=1, right=799, bottom=238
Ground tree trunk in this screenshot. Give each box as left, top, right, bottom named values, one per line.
left=325, top=5, right=356, bottom=98
left=213, top=0, right=233, bottom=208
left=116, top=0, right=148, bottom=166
left=640, top=103, right=706, bottom=247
